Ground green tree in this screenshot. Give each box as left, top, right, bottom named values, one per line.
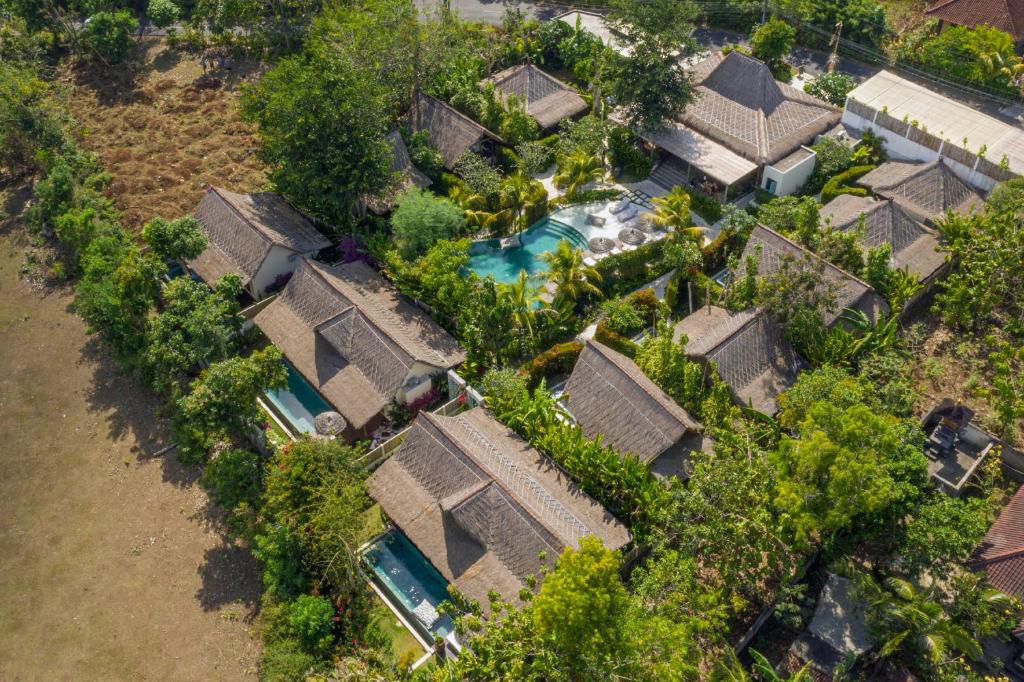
left=287, top=595, right=335, bottom=656
left=173, top=346, right=287, bottom=462
left=757, top=254, right=837, bottom=352
left=648, top=187, right=705, bottom=240
left=141, top=216, right=207, bottom=262
left=541, top=239, right=603, bottom=308
left=390, top=188, right=465, bottom=260
left=981, top=338, right=1024, bottom=442
left=498, top=172, right=547, bottom=234
left=142, top=275, right=241, bottom=395
left=803, top=72, right=856, bottom=106
left=201, top=448, right=263, bottom=534
left=750, top=18, right=796, bottom=71
left=501, top=269, right=541, bottom=343
left=0, top=61, right=65, bottom=173
left=864, top=243, right=921, bottom=311
left=634, top=322, right=705, bottom=414
left=240, top=50, right=392, bottom=225
left=81, top=10, right=138, bottom=65
left=553, top=148, right=605, bottom=201
left=897, top=495, right=992, bottom=579
left=773, top=402, right=904, bottom=545
left=252, top=523, right=310, bottom=601
left=385, top=238, right=473, bottom=323
left=146, top=0, right=180, bottom=29
left=756, top=195, right=820, bottom=249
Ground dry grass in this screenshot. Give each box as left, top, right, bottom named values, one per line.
left=61, top=37, right=268, bottom=231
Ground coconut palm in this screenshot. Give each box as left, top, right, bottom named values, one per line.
left=553, top=148, right=605, bottom=200
left=647, top=186, right=707, bottom=239
left=500, top=173, right=547, bottom=233
left=846, top=566, right=985, bottom=668
left=541, top=239, right=603, bottom=307
left=500, top=269, right=541, bottom=341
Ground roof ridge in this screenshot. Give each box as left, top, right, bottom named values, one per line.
left=704, top=307, right=767, bottom=357
left=416, top=92, right=505, bottom=144
left=972, top=547, right=1024, bottom=567
left=755, top=223, right=878, bottom=291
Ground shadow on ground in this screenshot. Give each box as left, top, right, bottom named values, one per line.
left=196, top=542, right=263, bottom=618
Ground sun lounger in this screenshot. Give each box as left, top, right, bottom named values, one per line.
left=608, top=198, right=630, bottom=215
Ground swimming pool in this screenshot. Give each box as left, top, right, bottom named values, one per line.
left=363, top=530, right=455, bottom=639
left=467, top=218, right=588, bottom=285
left=264, top=360, right=333, bottom=435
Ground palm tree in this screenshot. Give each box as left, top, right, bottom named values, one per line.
left=845, top=566, right=985, bottom=669
left=499, top=173, right=546, bottom=233
left=500, top=269, right=541, bottom=341
left=647, top=186, right=706, bottom=239
left=540, top=239, right=603, bottom=307
left=464, top=208, right=505, bottom=234
left=553, top=148, right=605, bottom=201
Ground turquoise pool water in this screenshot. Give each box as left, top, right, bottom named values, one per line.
left=264, top=360, right=332, bottom=435
left=363, top=530, right=455, bottom=639
left=467, top=218, right=588, bottom=285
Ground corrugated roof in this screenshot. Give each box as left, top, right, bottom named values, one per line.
left=845, top=70, right=1024, bottom=177
left=926, top=0, right=1024, bottom=41
left=564, top=341, right=701, bottom=463
left=486, top=64, right=588, bottom=130
left=366, top=407, right=630, bottom=611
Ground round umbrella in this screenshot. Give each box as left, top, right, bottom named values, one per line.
left=618, top=227, right=647, bottom=245
left=588, top=236, right=615, bottom=253
left=635, top=216, right=658, bottom=233
left=314, top=411, right=347, bottom=436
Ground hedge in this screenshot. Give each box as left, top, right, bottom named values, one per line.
left=595, top=240, right=667, bottom=297
left=820, top=164, right=876, bottom=204
left=682, top=186, right=724, bottom=223
left=520, top=341, right=583, bottom=389
left=594, top=321, right=639, bottom=357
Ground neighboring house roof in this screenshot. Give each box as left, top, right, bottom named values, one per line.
left=821, top=194, right=947, bottom=284
left=189, top=187, right=330, bottom=286
left=366, top=407, right=631, bottom=610
left=485, top=64, right=588, bottom=130
left=926, top=0, right=1024, bottom=41
left=739, top=224, right=887, bottom=325
left=786, top=574, right=872, bottom=679
left=858, top=160, right=983, bottom=225
left=970, top=485, right=1024, bottom=598
left=365, top=130, right=433, bottom=215
left=408, top=92, right=501, bottom=168
left=673, top=306, right=804, bottom=415
left=253, top=259, right=465, bottom=430
left=681, top=51, right=842, bottom=165
left=564, top=340, right=701, bottom=464
left=843, top=71, right=1024, bottom=181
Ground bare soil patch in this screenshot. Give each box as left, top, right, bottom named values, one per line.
left=61, top=37, right=268, bottom=231
left=0, top=195, right=261, bottom=680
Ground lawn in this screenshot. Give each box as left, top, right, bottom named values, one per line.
left=370, top=598, right=427, bottom=665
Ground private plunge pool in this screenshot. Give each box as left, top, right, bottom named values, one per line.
left=363, top=529, right=455, bottom=640
left=263, top=360, right=333, bottom=435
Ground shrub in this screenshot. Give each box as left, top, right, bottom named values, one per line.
left=391, top=188, right=465, bottom=260
left=600, top=297, right=645, bottom=336
left=146, top=0, right=180, bottom=29
left=260, top=639, right=320, bottom=682
left=201, top=449, right=263, bottom=517
left=681, top=186, right=723, bottom=223
left=595, top=321, right=639, bottom=357
left=454, top=151, right=502, bottom=198
left=494, top=145, right=520, bottom=174
left=287, top=595, right=336, bottom=656
left=751, top=18, right=795, bottom=71
left=549, top=188, right=622, bottom=207
left=406, top=129, right=445, bottom=182
left=82, top=10, right=138, bottom=65
left=803, top=72, right=856, bottom=107
left=607, top=126, right=653, bottom=179
left=520, top=341, right=583, bottom=389
left=820, top=164, right=875, bottom=204
left=802, top=136, right=854, bottom=196
left=141, top=215, right=207, bottom=262
left=516, top=140, right=555, bottom=175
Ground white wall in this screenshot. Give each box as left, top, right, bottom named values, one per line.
left=251, top=246, right=307, bottom=299
left=396, top=362, right=442, bottom=405
left=761, top=147, right=817, bottom=196
left=841, top=110, right=998, bottom=192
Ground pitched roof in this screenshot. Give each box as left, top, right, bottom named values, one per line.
left=682, top=52, right=842, bottom=165
left=409, top=92, right=500, bottom=168
left=564, top=341, right=701, bottom=463
left=366, top=407, right=630, bottom=610
left=189, top=187, right=330, bottom=286
left=821, top=194, right=947, bottom=284
left=635, top=119, right=759, bottom=186
left=970, top=485, right=1024, bottom=598
left=739, top=224, right=887, bottom=325
left=253, top=259, right=465, bottom=430
left=673, top=306, right=804, bottom=415
left=485, top=64, right=588, bottom=130
left=364, top=130, right=433, bottom=215
left=859, top=160, right=983, bottom=225
left=926, top=0, right=1024, bottom=41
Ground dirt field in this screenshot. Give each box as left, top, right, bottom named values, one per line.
left=0, top=197, right=261, bottom=680
left=62, top=38, right=268, bottom=231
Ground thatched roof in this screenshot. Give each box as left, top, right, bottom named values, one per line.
left=364, top=130, right=433, bottom=215
left=253, top=259, right=465, bottom=430
left=408, top=92, right=502, bottom=169
left=366, top=407, right=630, bottom=611
left=636, top=119, right=759, bottom=186
left=739, top=224, right=887, bottom=325
left=822, top=194, right=947, bottom=285
left=564, top=341, right=701, bottom=463
left=858, top=160, right=983, bottom=225
left=673, top=306, right=804, bottom=415
left=682, top=52, right=842, bottom=165
left=485, top=64, right=588, bottom=130
left=188, top=187, right=330, bottom=286
left=926, top=0, right=1024, bottom=41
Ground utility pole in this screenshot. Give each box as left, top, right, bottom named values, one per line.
left=761, top=0, right=768, bottom=25
left=827, top=20, right=843, bottom=74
